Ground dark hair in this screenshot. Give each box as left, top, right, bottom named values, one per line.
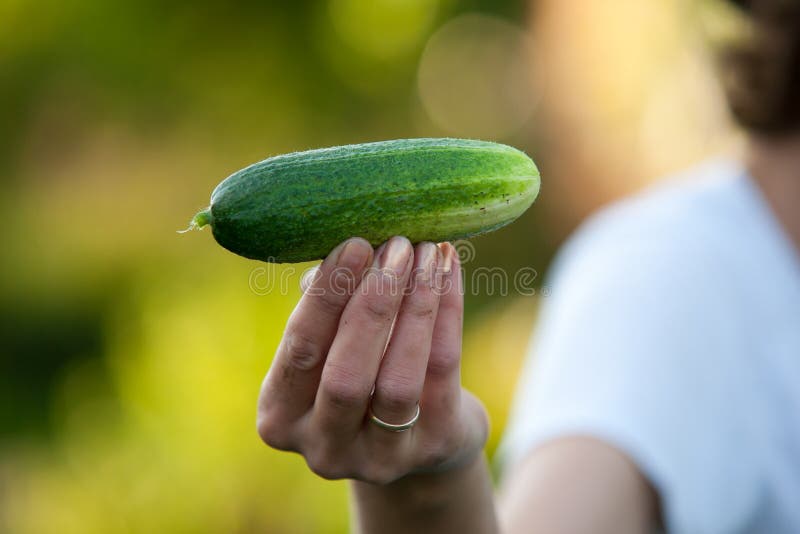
left=722, top=0, right=800, bottom=134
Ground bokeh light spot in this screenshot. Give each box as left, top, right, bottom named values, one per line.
left=328, top=0, right=439, bottom=61
left=417, top=13, right=538, bottom=139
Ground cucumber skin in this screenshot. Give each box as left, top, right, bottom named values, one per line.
left=200, top=138, right=540, bottom=263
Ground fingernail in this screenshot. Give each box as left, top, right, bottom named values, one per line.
left=373, top=240, right=389, bottom=264
left=330, top=238, right=372, bottom=272
left=380, top=237, right=412, bottom=274
left=416, top=242, right=438, bottom=284
left=438, top=242, right=454, bottom=273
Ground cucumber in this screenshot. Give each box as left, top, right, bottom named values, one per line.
left=186, top=138, right=540, bottom=263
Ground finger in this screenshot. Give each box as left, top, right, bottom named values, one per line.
left=419, top=242, right=463, bottom=424
left=259, top=238, right=373, bottom=426
left=311, top=236, right=414, bottom=439
left=370, top=242, right=442, bottom=427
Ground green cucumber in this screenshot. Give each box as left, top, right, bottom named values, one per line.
left=186, top=138, right=540, bottom=263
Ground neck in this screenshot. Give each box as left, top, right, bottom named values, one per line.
left=746, top=132, right=800, bottom=254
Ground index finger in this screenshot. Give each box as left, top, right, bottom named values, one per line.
left=259, top=238, right=374, bottom=424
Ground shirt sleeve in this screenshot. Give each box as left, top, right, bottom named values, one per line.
left=497, top=204, right=763, bottom=534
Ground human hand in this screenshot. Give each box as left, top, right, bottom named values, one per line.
left=257, top=236, right=489, bottom=485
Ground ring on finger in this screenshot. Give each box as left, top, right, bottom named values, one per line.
left=368, top=401, right=420, bottom=432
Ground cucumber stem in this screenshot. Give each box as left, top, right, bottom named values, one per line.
left=177, top=207, right=213, bottom=233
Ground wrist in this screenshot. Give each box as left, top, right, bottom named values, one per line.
left=351, top=451, right=488, bottom=516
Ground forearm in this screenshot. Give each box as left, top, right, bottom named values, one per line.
left=350, top=453, right=499, bottom=534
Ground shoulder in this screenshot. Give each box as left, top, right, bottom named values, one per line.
left=535, top=158, right=751, bottom=374
left=541, top=159, right=753, bottom=322
left=554, top=158, right=747, bottom=286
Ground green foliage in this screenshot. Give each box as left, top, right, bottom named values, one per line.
left=0, top=0, right=538, bottom=532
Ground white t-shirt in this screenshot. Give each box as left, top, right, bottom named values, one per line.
left=498, top=159, right=800, bottom=534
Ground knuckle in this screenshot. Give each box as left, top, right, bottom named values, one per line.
left=305, top=451, right=348, bottom=481
left=423, top=433, right=461, bottom=468
left=314, top=286, right=348, bottom=316
left=363, top=295, right=395, bottom=323
left=427, top=349, right=460, bottom=378
left=466, top=394, right=491, bottom=445
left=256, top=415, right=294, bottom=451
left=320, top=371, right=369, bottom=410
left=282, top=330, right=324, bottom=371
left=404, top=294, right=436, bottom=321
left=327, top=387, right=363, bottom=410
left=375, top=378, right=419, bottom=414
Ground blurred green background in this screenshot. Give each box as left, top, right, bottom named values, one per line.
left=0, top=0, right=745, bottom=532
